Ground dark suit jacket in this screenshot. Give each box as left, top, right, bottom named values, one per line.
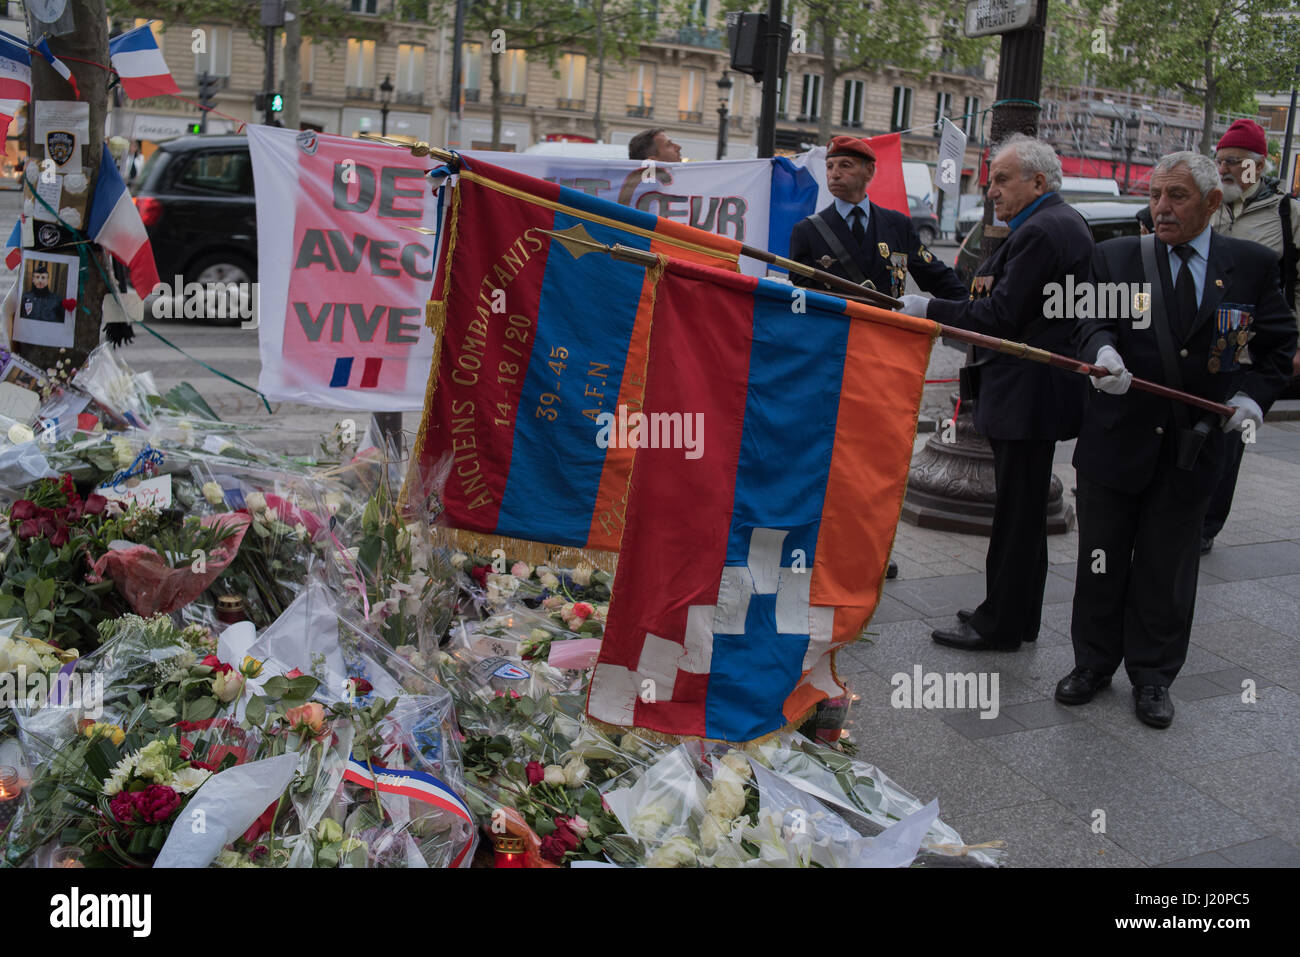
left=789, top=201, right=966, bottom=300
left=1074, top=231, right=1298, bottom=497
left=926, top=192, right=1092, bottom=441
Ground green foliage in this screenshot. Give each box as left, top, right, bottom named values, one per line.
left=108, top=0, right=381, bottom=45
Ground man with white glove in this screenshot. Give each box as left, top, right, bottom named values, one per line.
left=896, top=294, right=929, bottom=318
left=1059, top=151, right=1297, bottom=730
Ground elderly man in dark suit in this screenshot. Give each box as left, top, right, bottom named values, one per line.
left=789, top=136, right=966, bottom=302
left=1056, top=151, right=1297, bottom=728
left=896, top=133, right=1092, bottom=652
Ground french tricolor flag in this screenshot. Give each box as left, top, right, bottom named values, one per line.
left=0, top=33, right=30, bottom=145
left=33, top=37, right=78, bottom=99
left=109, top=23, right=179, bottom=100
left=5, top=219, right=20, bottom=270
left=87, top=144, right=160, bottom=298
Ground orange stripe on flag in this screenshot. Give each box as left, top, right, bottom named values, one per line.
left=650, top=218, right=743, bottom=270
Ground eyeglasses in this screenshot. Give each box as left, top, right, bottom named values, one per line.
left=1214, top=156, right=1252, bottom=168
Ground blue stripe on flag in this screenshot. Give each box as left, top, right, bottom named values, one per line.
left=767, top=157, right=820, bottom=264
left=493, top=207, right=653, bottom=546
left=329, top=356, right=353, bottom=387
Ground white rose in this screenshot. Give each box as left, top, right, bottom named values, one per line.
left=700, top=813, right=728, bottom=851
left=647, top=835, right=698, bottom=868
left=539, top=572, right=560, bottom=590
left=629, top=803, right=672, bottom=841
left=720, top=750, right=752, bottom=781
left=543, top=764, right=566, bottom=786
left=244, top=491, right=268, bottom=514
left=562, top=756, right=590, bottom=788
left=450, top=551, right=469, bottom=569
left=705, top=778, right=745, bottom=820
left=212, top=670, right=245, bottom=703
left=571, top=562, right=595, bottom=587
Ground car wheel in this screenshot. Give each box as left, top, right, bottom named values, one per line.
left=916, top=225, right=937, bottom=246
left=185, top=252, right=256, bottom=327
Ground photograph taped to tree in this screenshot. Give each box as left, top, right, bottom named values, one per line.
left=12, top=249, right=76, bottom=347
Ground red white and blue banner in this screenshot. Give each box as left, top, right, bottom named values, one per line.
left=109, top=23, right=180, bottom=100
left=87, top=143, right=160, bottom=297
left=343, top=757, right=474, bottom=866
left=246, top=126, right=819, bottom=411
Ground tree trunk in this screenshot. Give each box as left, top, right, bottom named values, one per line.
left=490, top=46, right=502, bottom=149
left=593, top=0, right=606, bottom=142
left=1200, top=62, right=1216, bottom=156
left=818, top=15, right=836, bottom=144
left=19, top=0, right=109, bottom=373
left=284, top=0, right=301, bottom=130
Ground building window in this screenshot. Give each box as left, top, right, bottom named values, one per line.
left=396, top=44, right=425, bottom=103
left=350, top=0, right=378, bottom=13
left=345, top=39, right=376, bottom=97
left=194, top=25, right=231, bottom=78
left=776, top=71, right=789, bottom=119
left=678, top=67, right=703, bottom=122
left=501, top=49, right=527, bottom=106
left=934, top=91, right=953, bottom=136
left=891, top=85, right=913, bottom=132
left=800, top=73, right=821, bottom=121
left=841, top=79, right=863, bottom=127
left=688, top=0, right=708, bottom=24
left=462, top=42, right=482, bottom=102
left=962, top=96, right=980, bottom=137
left=557, top=53, right=587, bottom=110
left=626, top=62, right=655, bottom=117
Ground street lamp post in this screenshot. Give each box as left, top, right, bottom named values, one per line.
left=380, top=75, right=393, bottom=136
left=1123, top=111, right=1140, bottom=193
left=716, top=71, right=732, bottom=160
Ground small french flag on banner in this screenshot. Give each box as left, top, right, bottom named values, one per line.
left=33, top=37, right=78, bottom=99
left=0, top=32, right=31, bottom=144
left=109, top=23, right=179, bottom=100
left=5, top=219, right=20, bottom=271
left=330, top=356, right=384, bottom=388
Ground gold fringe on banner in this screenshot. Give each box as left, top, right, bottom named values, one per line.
left=427, top=526, right=619, bottom=573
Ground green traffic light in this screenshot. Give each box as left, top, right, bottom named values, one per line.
left=270, top=93, right=284, bottom=112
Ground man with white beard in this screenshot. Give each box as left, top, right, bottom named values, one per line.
left=1200, top=119, right=1300, bottom=554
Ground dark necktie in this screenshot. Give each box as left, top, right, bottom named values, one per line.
left=1173, top=244, right=1198, bottom=339
left=849, top=206, right=865, bottom=245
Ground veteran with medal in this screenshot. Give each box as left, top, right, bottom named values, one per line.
left=788, top=136, right=966, bottom=302
left=1056, top=151, right=1297, bottom=729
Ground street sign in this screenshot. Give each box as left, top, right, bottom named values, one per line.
left=964, top=0, right=1038, bottom=38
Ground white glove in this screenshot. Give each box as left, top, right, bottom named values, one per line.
left=1091, top=344, right=1132, bottom=395
left=1222, top=392, right=1263, bottom=433
left=897, top=294, right=929, bottom=318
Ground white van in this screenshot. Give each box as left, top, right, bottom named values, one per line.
left=523, top=141, right=632, bottom=160
left=1060, top=176, right=1121, bottom=196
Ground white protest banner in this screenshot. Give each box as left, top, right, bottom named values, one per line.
left=248, top=127, right=817, bottom=411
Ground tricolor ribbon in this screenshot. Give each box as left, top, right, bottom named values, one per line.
left=343, top=757, right=475, bottom=867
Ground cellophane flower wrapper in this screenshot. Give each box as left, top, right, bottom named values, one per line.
left=71, top=344, right=159, bottom=429
left=603, top=744, right=711, bottom=859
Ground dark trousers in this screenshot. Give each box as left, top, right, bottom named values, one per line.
left=969, top=438, right=1055, bottom=646
left=1070, top=471, right=1210, bottom=688
left=1202, top=436, right=1245, bottom=540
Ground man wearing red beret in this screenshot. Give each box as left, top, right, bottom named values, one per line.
left=788, top=135, right=966, bottom=302
left=1200, top=118, right=1300, bottom=555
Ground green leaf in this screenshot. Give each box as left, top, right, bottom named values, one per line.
left=244, top=694, right=267, bottom=727
left=287, top=675, right=321, bottom=697
left=185, top=696, right=218, bottom=722
left=262, top=676, right=289, bottom=698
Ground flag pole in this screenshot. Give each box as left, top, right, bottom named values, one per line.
left=363, top=135, right=1234, bottom=421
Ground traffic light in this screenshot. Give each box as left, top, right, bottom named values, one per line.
left=269, top=92, right=283, bottom=113
left=198, top=73, right=219, bottom=108
left=187, top=122, right=202, bottom=134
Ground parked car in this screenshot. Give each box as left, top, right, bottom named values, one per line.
left=131, top=135, right=256, bottom=320
left=953, top=195, right=985, bottom=244
left=953, top=199, right=1148, bottom=287
left=909, top=195, right=939, bottom=246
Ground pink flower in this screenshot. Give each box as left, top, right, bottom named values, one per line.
left=135, top=785, right=181, bottom=823
left=285, top=702, right=328, bottom=738
left=571, top=602, right=595, bottom=621
left=285, top=668, right=304, bottom=679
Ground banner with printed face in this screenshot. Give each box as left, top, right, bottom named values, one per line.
left=248, top=126, right=817, bottom=411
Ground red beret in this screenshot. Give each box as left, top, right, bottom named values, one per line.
left=826, top=136, right=876, bottom=162
left=1216, top=119, right=1267, bottom=156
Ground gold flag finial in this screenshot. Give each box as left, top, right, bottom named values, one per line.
left=538, top=224, right=608, bottom=260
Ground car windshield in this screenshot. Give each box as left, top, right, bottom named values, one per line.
left=132, top=150, right=167, bottom=195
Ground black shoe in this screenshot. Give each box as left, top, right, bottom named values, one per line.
left=956, top=607, right=975, bottom=622
left=887, top=561, right=898, bottom=579
left=931, top=622, right=1019, bottom=651
left=1054, top=667, right=1112, bottom=705
left=1134, top=685, right=1175, bottom=729
left=1200, top=537, right=1214, bottom=555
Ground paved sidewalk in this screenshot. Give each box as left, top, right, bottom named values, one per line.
left=841, top=397, right=1300, bottom=867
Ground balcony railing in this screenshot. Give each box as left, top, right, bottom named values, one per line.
left=627, top=104, right=654, bottom=118
left=464, top=88, right=481, bottom=102
left=557, top=97, right=586, bottom=111
left=396, top=90, right=423, bottom=105
left=501, top=92, right=525, bottom=106
left=346, top=86, right=374, bottom=100
left=662, top=26, right=725, bottom=50
left=679, top=109, right=703, bottom=123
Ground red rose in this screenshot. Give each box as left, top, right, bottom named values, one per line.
left=470, top=565, right=490, bottom=587
left=82, top=494, right=107, bottom=516
left=243, top=799, right=278, bottom=843
left=285, top=668, right=304, bottom=679
left=135, top=784, right=181, bottom=824
left=66, top=500, right=83, bottom=522
left=201, top=654, right=232, bottom=675
left=35, top=506, right=54, bottom=522
left=249, top=843, right=269, bottom=862
left=525, top=761, right=545, bottom=785
left=552, top=818, right=581, bottom=852
left=49, top=524, right=70, bottom=547
left=9, top=500, right=35, bottom=521
left=36, top=516, right=55, bottom=538
left=16, top=519, right=38, bottom=540
left=174, top=718, right=217, bottom=732
left=350, top=677, right=373, bottom=696
left=60, top=474, right=74, bottom=496
left=538, top=833, right=569, bottom=864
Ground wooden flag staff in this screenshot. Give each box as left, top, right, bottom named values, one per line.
left=362, top=135, right=1234, bottom=420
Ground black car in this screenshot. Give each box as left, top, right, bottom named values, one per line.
left=953, top=199, right=1148, bottom=287
left=909, top=195, right=939, bottom=246
left=132, top=136, right=256, bottom=306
